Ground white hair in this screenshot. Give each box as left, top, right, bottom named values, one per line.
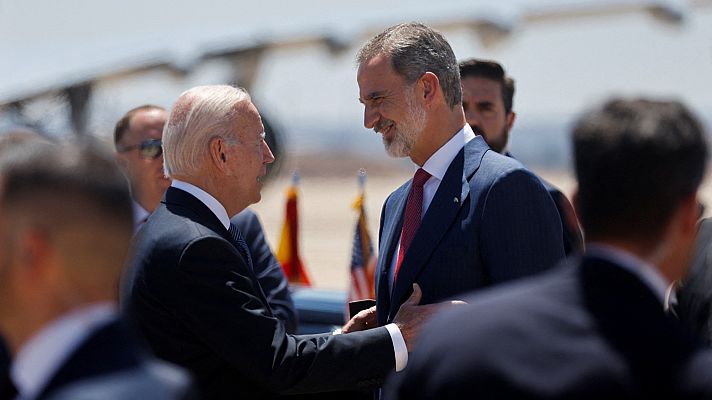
left=163, top=85, right=251, bottom=177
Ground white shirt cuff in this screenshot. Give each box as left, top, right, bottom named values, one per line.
left=385, top=323, right=408, bottom=372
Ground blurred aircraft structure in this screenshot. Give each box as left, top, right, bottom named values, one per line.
left=2, top=0, right=711, bottom=170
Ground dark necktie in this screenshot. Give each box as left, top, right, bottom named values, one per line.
left=394, top=168, right=431, bottom=281
left=228, top=223, right=253, bottom=270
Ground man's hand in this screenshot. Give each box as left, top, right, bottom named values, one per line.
left=341, top=306, right=377, bottom=333
left=392, top=283, right=466, bottom=351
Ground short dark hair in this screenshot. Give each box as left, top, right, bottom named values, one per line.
left=0, top=140, right=133, bottom=236
left=573, top=98, right=708, bottom=244
left=459, top=59, right=515, bottom=114
left=114, top=104, right=166, bottom=147
left=357, top=23, right=462, bottom=109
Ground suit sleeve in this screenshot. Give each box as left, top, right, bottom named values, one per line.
left=233, top=210, right=298, bottom=333
left=480, top=169, right=565, bottom=283
left=172, top=237, right=394, bottom=394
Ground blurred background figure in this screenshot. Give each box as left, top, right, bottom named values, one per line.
left=113, top=104, right=298, bottom=332
left=675, top=217, right=712, bottom=344
left=0, top=128, right=51, bottom=400
left=459, top=58, right=583, bottom=255
left=386, top=98, right=712, bottom=399
left=0, top=141, right=193, bottom=399
left=114, top=105, right=171, bottom=231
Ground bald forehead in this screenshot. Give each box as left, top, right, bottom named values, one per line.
left=129, top=108, right=168, bottom=130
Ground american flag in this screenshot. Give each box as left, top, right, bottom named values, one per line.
left=349, top=170, right=376, bottom=301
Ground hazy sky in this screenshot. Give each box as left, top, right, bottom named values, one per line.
left=3, top=0, right=712, bottom=164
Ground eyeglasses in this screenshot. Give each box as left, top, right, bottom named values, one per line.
left=118, top=139, right=162, bottom=159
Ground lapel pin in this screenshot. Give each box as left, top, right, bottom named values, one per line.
left=453, top=197, right=459, bottom=203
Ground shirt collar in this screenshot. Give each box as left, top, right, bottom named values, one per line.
left=171, top=180, right=231, bottom=230
left=11, top=303, right=116, bottom=400
left=132, top=200, right=150, bottom=231
left=586, top=243, right=670, bottom=306
left=421, top=124, right=475, bottom=181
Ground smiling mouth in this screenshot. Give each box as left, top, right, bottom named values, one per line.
left=375, top=121, right=394, bottom=138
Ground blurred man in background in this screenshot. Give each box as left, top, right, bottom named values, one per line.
left=459, top=58, right=583, bottom=255
left=387, top=98, right=712, bottom=399
left=114, top=105, right=171, bottom=231
left=0, top=141, right=192, bottom=399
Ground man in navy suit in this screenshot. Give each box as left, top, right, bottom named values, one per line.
left=114, top=105, right=299, bottom=333
left=0, top=140, right=192, bottom=399
left=356, top=23, right=565, bottom=328
left=459, top=58, right=583, bottom=255
left=122, top=85, right=448, bottom=399
left=386, top=98, right=712, bottom=399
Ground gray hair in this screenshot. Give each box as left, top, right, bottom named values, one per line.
left=163, top=85, right=251, bottom=177
left=357, top=22, right=462, bottom=109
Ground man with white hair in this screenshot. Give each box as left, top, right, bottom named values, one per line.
left=122, top=85, right=446, bottom=399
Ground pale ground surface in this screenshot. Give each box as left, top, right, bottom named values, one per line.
left=250, top=154, right=712, bottom=290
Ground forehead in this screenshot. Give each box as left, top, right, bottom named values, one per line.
left=126, top=109, right=168, bottom=139
left=461, top=76, right=503, bottom=100
left=232, top=101, right=264, bottom=139
left=357, top=54, right=407, bottom=99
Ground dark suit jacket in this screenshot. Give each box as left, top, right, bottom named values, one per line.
left=506, top=152, right=583, bottom=256
left=385, top=255, right=712, bottom=399
left=541, top=179, right=583, bottom=255
left=376, top=136, right=565, bottom=326
left=37, top=319, right=193, bottom=400
left=122, top=187, right=395, bottom=399
left=231, top=209, right=298, bottom=333
left=677, top=218, right=712, bottom=344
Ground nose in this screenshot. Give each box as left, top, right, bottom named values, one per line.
left=464, top=107, right=480, bottom=129
left=262, top=140, right=275, bottom=165
left=363, top=105, right=379, bottom=130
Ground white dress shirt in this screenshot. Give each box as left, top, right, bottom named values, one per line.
left=11, top=303, right=116, bottom=400
left=132, top=200, right=150, bottom=233
left=586, top=243, right=670, bottom=306
left=170, top=180, right=409, bottom=371
left=388, top=124, right=476, bottom=290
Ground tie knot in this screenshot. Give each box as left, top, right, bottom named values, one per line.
left=413, top=168, right=431, bottom=188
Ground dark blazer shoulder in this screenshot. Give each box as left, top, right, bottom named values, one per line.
left=39, top=320, right=194, bottom=400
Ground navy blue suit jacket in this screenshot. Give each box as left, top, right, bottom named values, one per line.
left=376, top=136, right=565, bottom=325
left=386, top=255, right=712, bottom=399
left=37, top=319, right=194, bottom=400
left=122, top=187, right=394, bottom=399
left=231, top=209, right=298, bottom=333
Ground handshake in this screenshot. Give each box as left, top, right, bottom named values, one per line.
left=341, top=283, right=466, bottom=351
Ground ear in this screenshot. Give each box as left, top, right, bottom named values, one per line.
left=16, top=229, right=54, bottom=284
left=419, top=72, right=440, bottom=106
left=209, top=137, right=229, bottom=172
left=505, top=111, right=517, bottom=132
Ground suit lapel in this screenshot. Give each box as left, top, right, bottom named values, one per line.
left=163, top=187, right=271, bottom=310
left=388, top=137, right=489, bottom=321
left=376, top=185, right=409, bottom=325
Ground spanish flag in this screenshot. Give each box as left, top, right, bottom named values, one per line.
left=276, top=173, right=311, bottom=286
left=349, top=169, right=376, bottom=301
